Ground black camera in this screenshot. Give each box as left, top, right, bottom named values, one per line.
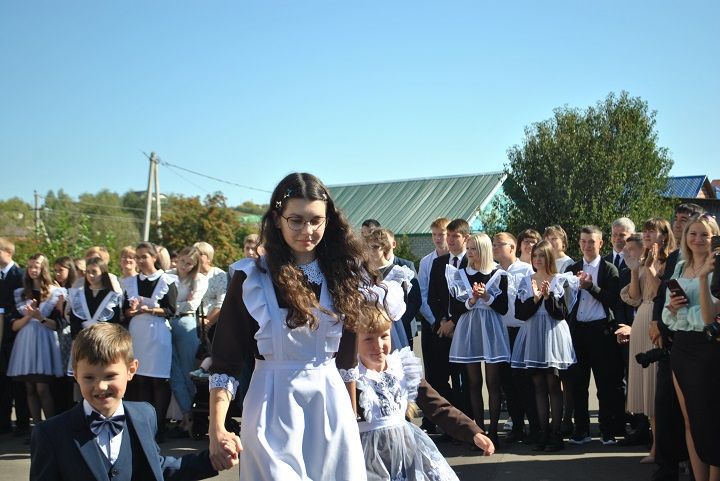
left=703, top=315, right=720, bottom=342
left=635, top=348, right=670, bottom=368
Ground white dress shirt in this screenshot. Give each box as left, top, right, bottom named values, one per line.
left=83, top=399, right=124, bottom=463
left=0, top=261, right=16, bottom=279
left=576, top=255, right=606, bottom=322
left=418, top=251, right=439, bottom=324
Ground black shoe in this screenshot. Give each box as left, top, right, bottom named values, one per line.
left=568, top=431, right=592, bottom=445
left=532, top=432, right=548, bottom=452
left=420, top=420, right=437, bottom=435
left=560, top=418, right=574, bottom=436
left=505, top=429, right=526, bottom=443
left=13, top=425, right=30, bottom=437
left=601, top=434, right=617, bottom=446
left=545, top=432, right=565, bottom=452
left=617, top=427, right=650, bottom=446
left=524, top=430, right=541, bottom=445
left=166, top=425, right=190, bottom=439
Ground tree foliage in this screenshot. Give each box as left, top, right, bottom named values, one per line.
left=502, top=91, right=674, bottom=257
left=156, top=192, right=257, bottom=268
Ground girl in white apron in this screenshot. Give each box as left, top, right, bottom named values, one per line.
left=123, top=241, right=177, bottom=441
left=208, top=173, right=403, bottom=480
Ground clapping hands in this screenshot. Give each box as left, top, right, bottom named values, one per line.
left=645, top=244, right=663, bottom=277
left=471, top=282, right=488, bottom=302
left=531, top=279, right=551, bottom=302
left=26, top=300, right=42, bottom=320
left=577, top=271, right=593, bottom=290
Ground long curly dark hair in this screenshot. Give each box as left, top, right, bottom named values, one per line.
left=258, top=172, right=382, bottom=331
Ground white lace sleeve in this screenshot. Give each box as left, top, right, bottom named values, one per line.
left=338, top=366, right=359, bottom=382
left=208, top=373, right=239, bottom=399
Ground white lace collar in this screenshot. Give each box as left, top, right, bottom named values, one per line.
left=139, top=270, right=163, bottom=282
left=298, top=260, right=324, bottom=285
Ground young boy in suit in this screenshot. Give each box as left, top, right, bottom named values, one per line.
left=30, top=322, right=231, bottom=481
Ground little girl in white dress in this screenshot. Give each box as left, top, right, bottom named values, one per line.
left=342, top=309, right=495, bottom=481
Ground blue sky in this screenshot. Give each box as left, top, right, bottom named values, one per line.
left=1, top=1, right=718, bottom=207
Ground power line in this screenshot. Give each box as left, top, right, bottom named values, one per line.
left=141, top=152, right=272, bottom=194
left=163, top=164, right=211, bottom=194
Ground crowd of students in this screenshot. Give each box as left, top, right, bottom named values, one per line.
left=1, top=177, right=719, bottom=480
left=0, top=237, right=263, bottom=443
left=405, top=205, right=719, bottom=481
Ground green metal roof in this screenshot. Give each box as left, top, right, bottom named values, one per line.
left=329, top=172, right=506, bottom=235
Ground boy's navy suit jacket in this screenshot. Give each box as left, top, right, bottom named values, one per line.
left=30, top=401, right=217, bottom=481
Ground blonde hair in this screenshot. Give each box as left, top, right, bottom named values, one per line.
left=680, top=214, right=720, bottom=267
left=356, top=307, right=393, bottom=334
left=155, top=245, right=171, bottom=271
left=355, top=308, right=419, bottom=418
left=430, top=217, right=450, bottom=230
left=85, top=246, right=110, bottom=264
left=0, top=237, right=15, bottom=256
left=468, top=233, right=495, bottom=274
left=493, top=232, right=517, bottom=247
left=193, top=241, right=215, bottom=262
left=72, top=323, right=134, bottom=370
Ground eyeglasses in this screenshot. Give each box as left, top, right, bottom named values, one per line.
left=492, top=242, right=509, bottom=249
left=281, top=215, right=327, bottom=232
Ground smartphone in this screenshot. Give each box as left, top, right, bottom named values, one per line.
left=665, top=279, right=687, bottom=299
left=712, top=235, right=720, bottom=251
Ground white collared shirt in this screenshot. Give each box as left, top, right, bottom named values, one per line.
left=449, top=251, right=466, bottom=268
left=138, top=270, right=163, bottom=282
left=83, top=400, right=124, bottom=463
left=577, top=255, right=606, bottom=322
left=418, top=250, right=440, bottom=324
left=1, top=261, right=15, bottom=279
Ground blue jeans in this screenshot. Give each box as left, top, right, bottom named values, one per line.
left=169, top=314, right=199, bottom=414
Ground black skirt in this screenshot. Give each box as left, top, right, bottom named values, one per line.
left=671, top=330, right=720, bottom=466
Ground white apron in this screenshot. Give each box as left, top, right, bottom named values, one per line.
left=123, top=273, right=175, bottom=378
left=237, top=259, right=367, bottom=481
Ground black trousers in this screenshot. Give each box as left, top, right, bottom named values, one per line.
left=0, top=373, right=30, bottom=431
left=570, top=320, right=625, bottom=436
left=500, top=326, right=539, bottom=433
left=420, top=320, right=453, bottom=406
left=651, top=357, right=687, bottom=481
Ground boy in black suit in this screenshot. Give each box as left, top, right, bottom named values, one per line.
left=426, top=219, right=473, bottom=427
left=565, top=225, right=624, bottom=446
left=30, top=323, right=226, bottom=481
left=0, top=237, right=30, bottom=435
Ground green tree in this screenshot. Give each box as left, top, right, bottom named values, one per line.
left=234, top=200, right=268, bottom=215
left=502, top=91, right=674, bottom=258
left=158, top=193, right=245, bottom=268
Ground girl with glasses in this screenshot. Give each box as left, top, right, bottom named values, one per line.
left=208, top=172, right=404, bottom=480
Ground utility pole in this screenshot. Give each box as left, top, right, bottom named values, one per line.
left=142, top=152, right=162, bottom=241
left=33, top=190, right=40, bottom=236
left=154, top=155, right=162, bottom=242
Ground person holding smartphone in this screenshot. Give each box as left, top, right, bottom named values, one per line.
left=662, top=213, right=720, bottom=481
